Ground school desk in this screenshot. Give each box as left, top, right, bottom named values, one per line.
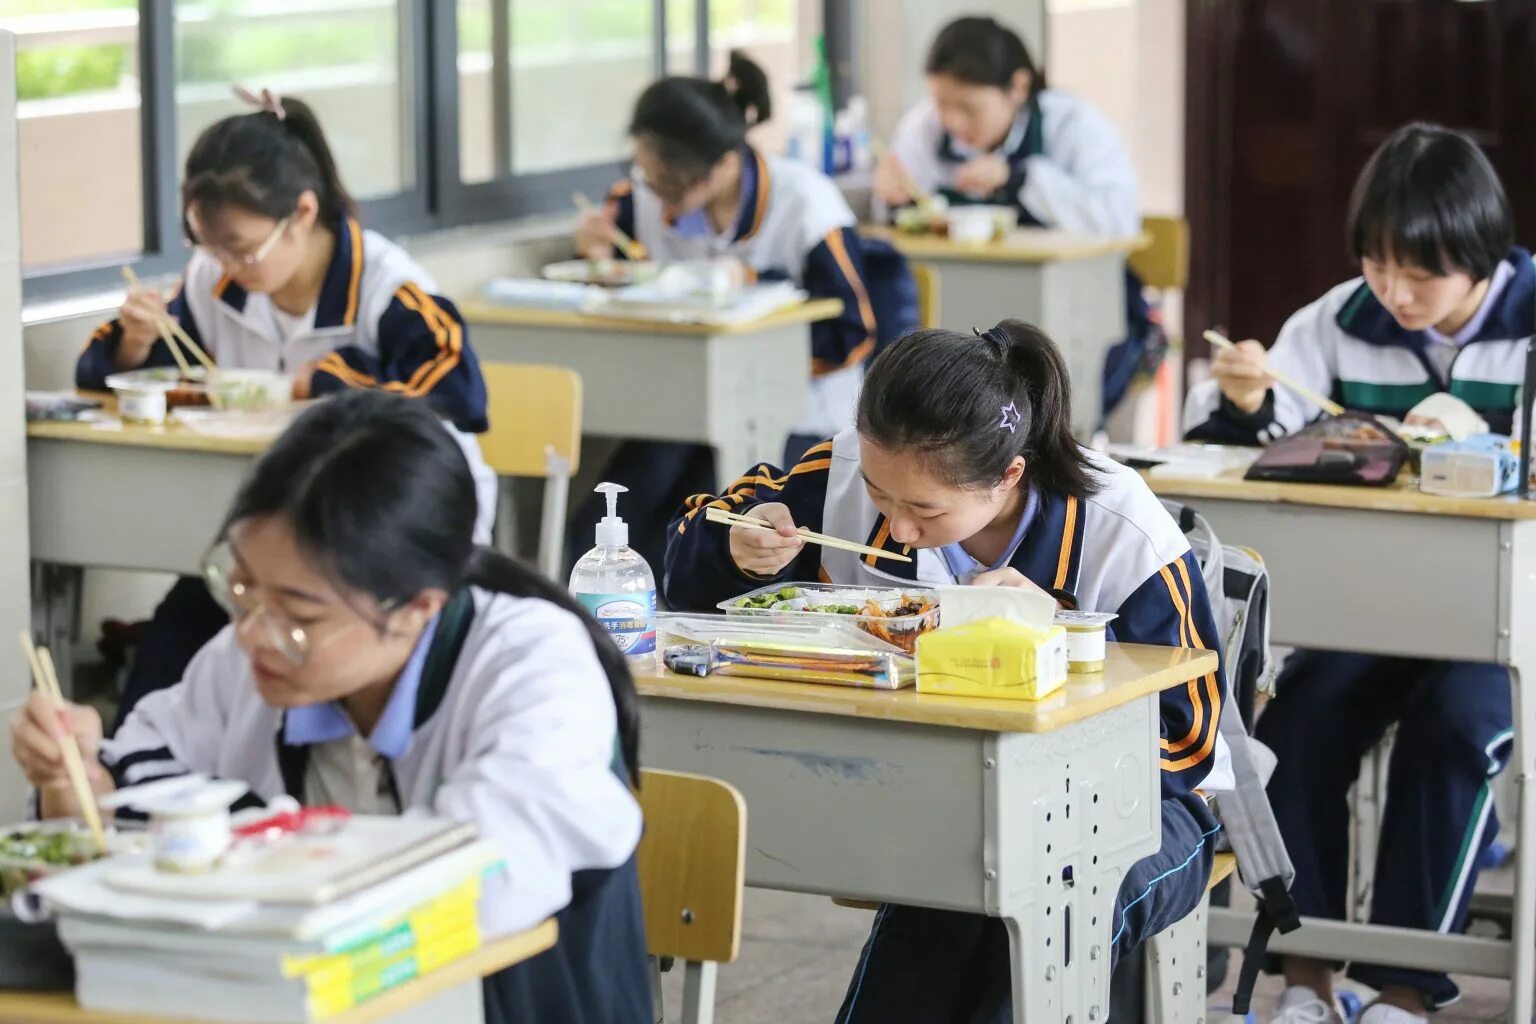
left=633, top=641, right=1219, bottom=1024
left=458, top=298, right=843, bottom=480
left=1144, top=470, right=1536, bottom=1022
left=0, top=919, right=557, bottom=1024
left=860, top=227, right=1149, bottom=435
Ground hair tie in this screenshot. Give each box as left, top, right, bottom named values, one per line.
left=973, top=325, right=1010, bottom=353
left=233, top=85, right=286, bottom=122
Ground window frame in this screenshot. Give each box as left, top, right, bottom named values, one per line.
left=19, top=0, right=725, bottom=301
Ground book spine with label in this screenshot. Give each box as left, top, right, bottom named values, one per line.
left=307, top=925, right=482, bottom=1019
left=297, top=904, right=477, bottom=991
left=282, top=879, right=480, bottom=976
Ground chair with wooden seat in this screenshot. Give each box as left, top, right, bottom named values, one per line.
left=1128, top=215, right=1190, bottom=293
left=474, top=362, right=582, bottom=580
left=636, top=768, right=747, bottom=1024
left=912, top=262, right=939, bottom=329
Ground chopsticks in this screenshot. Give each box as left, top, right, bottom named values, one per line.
left=120, top=267, right=219, bottom=379
left=18, top=631, right=108, bottom=854
left=1203, top=330, right=1347, bottom=417
left=870, top=138, right=934, bottom=208
left=572, top=192, right=648, bottom=261
left=705, top=506, right=913, bottom=564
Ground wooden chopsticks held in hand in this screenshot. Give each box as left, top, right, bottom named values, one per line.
left=705, top=506, right=913, bottom=563
left=120, top=266, right=219, bottom=378
left=19, top=631, right=108, bottom=854
left=572, top=192, right=648, bottom=262
left=1203, top=330, right=1346, bottom=417
left=869, top=138, right=933, bottom=208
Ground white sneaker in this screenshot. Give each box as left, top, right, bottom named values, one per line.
left=1357, top=1004, right=1427, bottom=1024
left=1271, top=985, right=1343, bottom=1023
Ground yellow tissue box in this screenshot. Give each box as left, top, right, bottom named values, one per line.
left=915, top=617, right=1070, bottom=700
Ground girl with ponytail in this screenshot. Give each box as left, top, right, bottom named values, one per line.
left=569, top=51, right=882, bottom=577
left=13, top=391, right=649, bottom=1023
left=664, top=321, right=1233, bottom=1024
left=81, top=89, right=498, bottom=730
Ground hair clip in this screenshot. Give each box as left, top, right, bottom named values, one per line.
left=233, top=85, right=286, bottom=122
left=999, top=401, right=1022, bottom=433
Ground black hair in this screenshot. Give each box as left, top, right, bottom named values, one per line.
left=183, top=95, right=357, bottom=237
left=220, top=390, right=640, bottom=784
left=1346, top=122, right=1514, bottom=280
left=629, top=51, right=772, bottom=179
left=857, top=321, right=1099, bottom=498
left=925, top=16, right=1043, bottom=91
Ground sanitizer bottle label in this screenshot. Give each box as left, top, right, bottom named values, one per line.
left=577, top=591, right=656, bottom=655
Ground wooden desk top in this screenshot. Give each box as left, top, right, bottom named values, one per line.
left=27, top=417, right=273, bottom=457
left=635, top=642, right=1217, bottom=734
left=1143, top=468, right=1536, bottom=521
left=861, top=226, right=1150, bottom=265
left=459, top=297, right=844, bottom=336
left=0, top=920, right=558, bottom=1023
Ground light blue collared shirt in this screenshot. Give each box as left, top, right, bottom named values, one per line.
left=282, top=615, right=440, bottom=759
left=938, top=488, right=1040, bottom=583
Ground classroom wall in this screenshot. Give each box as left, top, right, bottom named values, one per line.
left=1, top=34, right=34, bottom=822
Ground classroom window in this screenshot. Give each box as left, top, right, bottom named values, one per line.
left=3, top=0, right=146, bottom=271
left=710, top=0, right=805, bottom=156
left=174, top=0, right=415, bottom=201
left=509, top=0, right=657, bottom=174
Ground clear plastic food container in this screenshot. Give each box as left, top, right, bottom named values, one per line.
left=719, top=583, right=941, bottom=655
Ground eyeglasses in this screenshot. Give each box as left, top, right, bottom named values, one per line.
left=187, top=210, right=292, bottom=269
left=630, top=164, right=706, bottom=207
left=201, top=542, right=390, bottom=667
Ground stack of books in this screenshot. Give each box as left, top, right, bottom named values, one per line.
left=32, top=816, right=504, bottom=1022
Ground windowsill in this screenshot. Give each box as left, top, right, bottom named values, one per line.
left=21, top=210, right=578, bottom=328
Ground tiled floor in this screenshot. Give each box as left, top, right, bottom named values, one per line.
left=656, top=883, right=1519, bottom=1023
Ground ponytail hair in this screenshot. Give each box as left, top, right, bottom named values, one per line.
left=926, top=16, right=1043, bottom=92
left=220, top=390, right=640, bottom=784
left=857, top=321, right=1099, bottom=498
left=183, top=94, right=357, bottom=236
left=629, top=51, right=772, bottom=179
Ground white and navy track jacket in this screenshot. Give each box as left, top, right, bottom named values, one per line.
left=606, top=146, right=878, bottom=436
left=1186, top=249, right=1536, bottom=443
left=101, top=587, right=642, bottom=940
left=78, top=216, right=498, bottom=539
left=663, top=431, right=1232, bottom=798
left=887, top=90, right=1140, bottom=236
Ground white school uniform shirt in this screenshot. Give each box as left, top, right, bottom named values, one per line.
left=102, top=588, right=642, bottom=937
left=887, top=90, right=1140, bottom=237
left=622, top=151, right=873, bottom=437
left=87, top=220, right=497, bottom=543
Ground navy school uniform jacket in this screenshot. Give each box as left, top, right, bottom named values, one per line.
left=1185, top=248, right=1536, bottom=444
left=78, top=216, right=489, bottom=434
left=664, top=432, right=1233, bottom=798
left=605, top=146, right=877, bottom=436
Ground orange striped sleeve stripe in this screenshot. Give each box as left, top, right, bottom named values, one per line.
left=802, top=441, right=834, bottom=458
left=316, top=352, right=377, bottom=388
left=387, top=283, right=463, bottom=396
left=824, top=229, right=877, bottom=363
left=863, top=519, right=892, bottom=567
left=1156, top=558, right=1220, bottom=766
left=741, top=151, right=772, bottom=241
left=1052, top=496, right=1079, bottom=591
left=343, top=220, right=364, bottom=326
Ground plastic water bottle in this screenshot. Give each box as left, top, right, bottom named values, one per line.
left=569, top=482, right=656, bottom=662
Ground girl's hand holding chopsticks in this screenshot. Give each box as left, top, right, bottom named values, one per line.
left=115, top=286, right=174, bottom=370
left=723, top=502, right=806, bottom=576
left=9, top=691, right=112, bottom=821
left=1208, top=336, right=1275, bottom=415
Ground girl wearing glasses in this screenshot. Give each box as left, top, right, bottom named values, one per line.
left=570, top=53, right=881, bottom=574
left=77, top=91, right=498, bottom=727
left=10, top=391, right=650, bottom=1023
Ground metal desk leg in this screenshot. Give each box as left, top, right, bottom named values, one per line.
left=991, top=696, right=1162, bottom=1023
left=1504, top=521, right=1536, bottom=1022
left=29, top=563, right=81, bottom=695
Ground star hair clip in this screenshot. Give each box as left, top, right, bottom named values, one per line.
left=999, top=401, right=1022, bottom=433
